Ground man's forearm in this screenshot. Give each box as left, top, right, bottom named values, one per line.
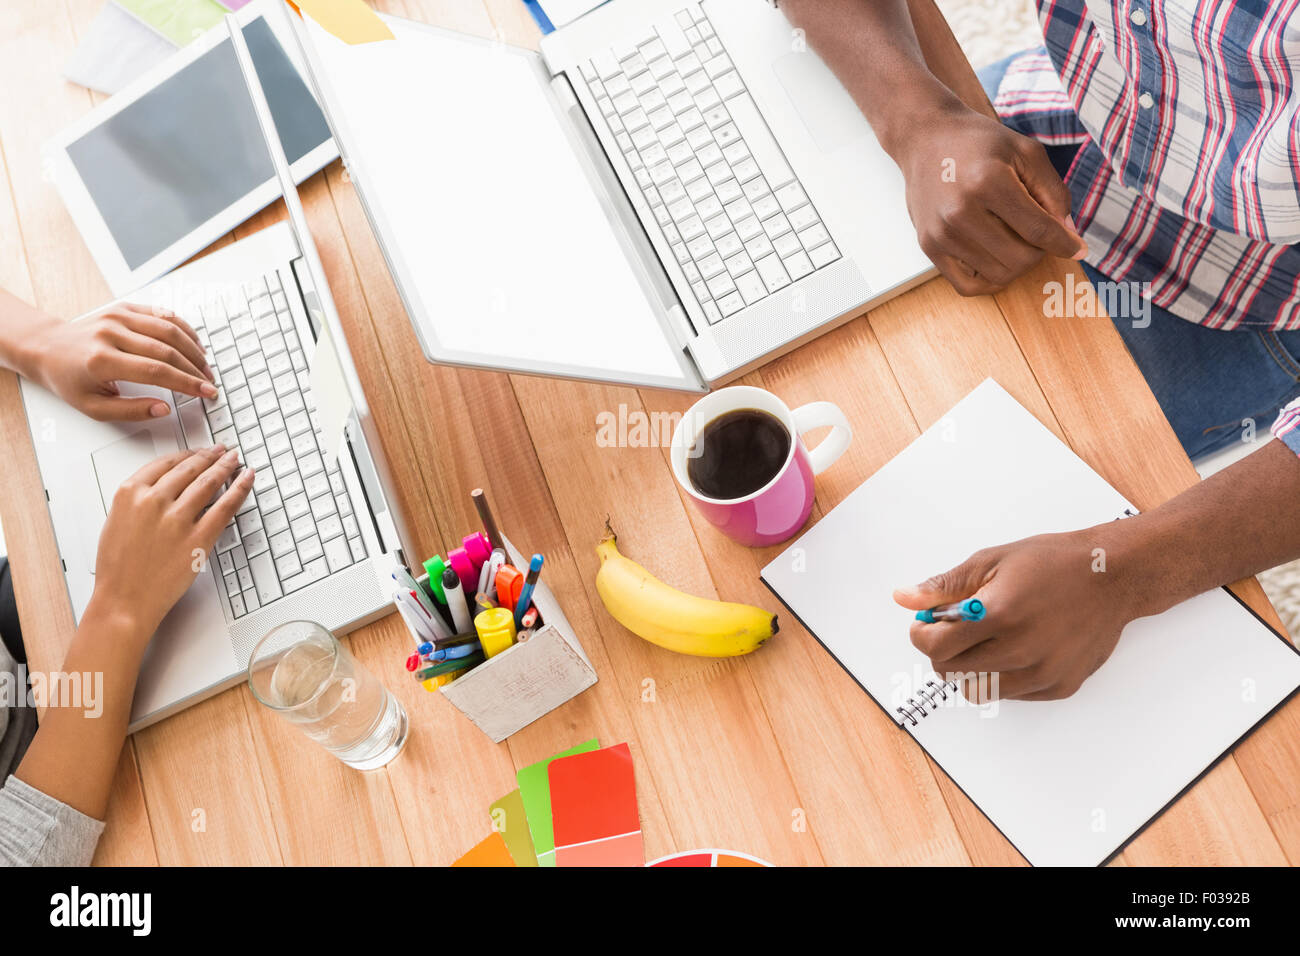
left=779, top=0, right=966, bottom=156
left=1107, top=440, right=1300, bottom=619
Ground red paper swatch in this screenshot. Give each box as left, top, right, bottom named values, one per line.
left=548, top=742, right=643, bottom=866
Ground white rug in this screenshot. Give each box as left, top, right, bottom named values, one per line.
left=935, top=0, right=1042, bottom=67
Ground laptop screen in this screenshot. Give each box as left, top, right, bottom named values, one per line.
left=66, top=15, right=331, bottom=270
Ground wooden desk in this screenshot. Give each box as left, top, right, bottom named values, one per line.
left=1, top=0, right=1297, bottom=866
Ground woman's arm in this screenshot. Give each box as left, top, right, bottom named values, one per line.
left=0, top=289, right=216, bottom=422
left=10, top=444, right=253, bottom=826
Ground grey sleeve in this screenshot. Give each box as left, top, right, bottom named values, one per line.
left=0, top=775, right=105, bottom=867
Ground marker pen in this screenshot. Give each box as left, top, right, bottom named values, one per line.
left=915, top=598, right=986, bottom=624
left=443, top=566, right=473, bottom=633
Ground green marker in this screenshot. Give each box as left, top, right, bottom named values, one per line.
left=423, top=555, right=449, bottom=604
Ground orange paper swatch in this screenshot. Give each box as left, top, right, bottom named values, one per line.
left=294, top=0, right=393, bottom=44
left=548, top=742, right=643, bottom=867
left=451, top=831, right=516, bottom=867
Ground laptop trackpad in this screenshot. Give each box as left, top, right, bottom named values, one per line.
left=89, top=423, right=180, bottom=515
left=772, top=51, right=866, bottom=154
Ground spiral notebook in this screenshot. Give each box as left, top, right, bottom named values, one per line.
left=761, top=380, right=1300, bottom=866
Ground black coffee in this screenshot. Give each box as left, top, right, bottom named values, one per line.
left=687, top=408, right=791, bottom=500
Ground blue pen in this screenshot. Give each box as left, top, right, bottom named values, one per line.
left=513, top=553, right=544, bottom=627
left=916, top=598, right=986, bottom=624
left=422, top=642, right=479, bottom=662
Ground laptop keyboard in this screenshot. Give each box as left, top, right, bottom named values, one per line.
left=178, top=269, right=367, bottom=621
left=580, top=3, right=841, bottom=326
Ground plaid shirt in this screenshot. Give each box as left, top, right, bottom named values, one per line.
left=989, top=1, right=1300, bottom=450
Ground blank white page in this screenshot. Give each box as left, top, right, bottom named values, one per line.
left=296, top=13, right=694, bottom=386
left=762, top=380, right=1300, bottom=866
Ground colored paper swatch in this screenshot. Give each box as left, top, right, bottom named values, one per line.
left=648, top=851, right=713, bottom=867
left=517, top=738, right=598, bottom=867
left=646, top=848, right=774, bottom=867
left=115, top=0, right=226, bottom=47
left=489, top=789, right=538, bottom=867
left=216, top=0, right=254, bottom=10
left=549, top=743, right=643, bottom=867
left=451, top=831, right=516, bottom=867
left=293, top=0, right=394, bottom=45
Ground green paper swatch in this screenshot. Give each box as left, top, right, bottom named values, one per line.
left=517, top=738, right=598, bottom=867
left=117, top=0, right=225, bottom=47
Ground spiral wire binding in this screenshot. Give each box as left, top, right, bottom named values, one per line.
left=896, top=678, right=957, bottom=726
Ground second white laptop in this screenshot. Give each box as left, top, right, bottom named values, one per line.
left=286, top=0, right=932, bottom=390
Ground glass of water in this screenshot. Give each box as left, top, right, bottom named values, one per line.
left=247, top=621, right=408, bottom=771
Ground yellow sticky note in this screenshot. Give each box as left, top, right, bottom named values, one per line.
left=489, top=790, right=538, bottom=867
left=451, top=831, right=516, bottom=867
left=294, top=0, right=393, bottom=45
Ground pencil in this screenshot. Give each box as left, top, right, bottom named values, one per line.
left=472, top=487, right=504, bottom=554
left=433, top=631, right=481, bottom=650
left=414, top=653, right=484, bottom=680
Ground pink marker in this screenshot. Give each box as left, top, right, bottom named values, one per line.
left=448, top=547, right=477, bottom=594
left=462, top=532, right=491, bottom=571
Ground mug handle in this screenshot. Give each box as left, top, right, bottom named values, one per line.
left=791, top=402, right=852, bottom=475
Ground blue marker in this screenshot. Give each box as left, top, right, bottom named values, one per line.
left=513, top=553, right=544, bottom=627
left=422, top=642, right=479, bottom=662
left=916, top=598, right=986, bottom=624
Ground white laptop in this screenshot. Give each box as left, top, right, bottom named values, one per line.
left=20, top=14, right=410, bottom=731
left=286, top=0, right=933, bottom=390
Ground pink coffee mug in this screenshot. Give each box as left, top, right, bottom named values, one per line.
left=670, top=386, right=852, bottom=547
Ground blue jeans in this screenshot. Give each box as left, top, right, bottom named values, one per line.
left=976, top=52, right=1300, bottom=461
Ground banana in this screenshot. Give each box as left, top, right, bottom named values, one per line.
left=594, top=524, right=778, bottom=657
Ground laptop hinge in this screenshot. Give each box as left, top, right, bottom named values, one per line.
left=548, top=71, right=701, bottom=354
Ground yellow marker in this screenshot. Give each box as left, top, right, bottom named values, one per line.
left=475, top=607, right=517, bottom=658
left=421, top=673, right=456, bottom=691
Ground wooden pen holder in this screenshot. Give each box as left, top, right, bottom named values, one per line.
left=415, top=534, right=597, bottom=743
